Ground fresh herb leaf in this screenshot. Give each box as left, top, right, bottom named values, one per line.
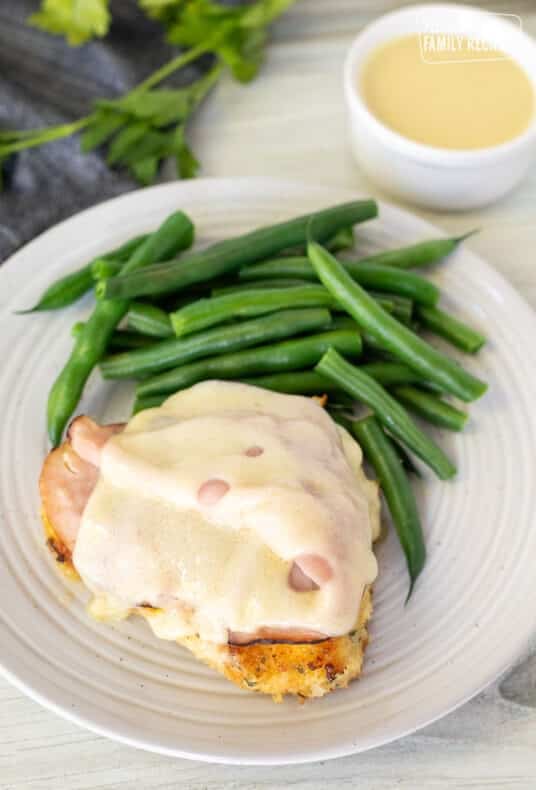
left=29, top=0, right=111, bottom=46
left=144, top=0, right=298, bottom=82
left=79, top=65, right=220, bottom=182
left=98, top=88, right=194, bottom=126
left=218, top=23, right=266, bottom=82
left=80, top=110, right=125, bottom=152
left=106, top=121, right=149, bottom=165
left=131, top=156, right=159, bottom=185
left=138, top=0, right=179, bottom=15
left=241, top=0, right=298, bottom=28
left=2, top=0, right=299, bottom=188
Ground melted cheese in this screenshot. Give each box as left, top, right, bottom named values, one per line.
left=73, top=382, right=379, bottom=644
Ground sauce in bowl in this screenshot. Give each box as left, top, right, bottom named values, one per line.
left=360, top=34, right=534, bottom=150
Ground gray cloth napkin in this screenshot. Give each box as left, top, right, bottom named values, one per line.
left=0, top=0, right=194, bottom=263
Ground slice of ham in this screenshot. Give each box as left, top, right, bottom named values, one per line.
left=67, top=416, right=124, bottom=467
left=288, top=561, right=319, bottom=592
left=228, top=626, right=328, bottom=645
left=39, top=417, right=124, bottom=555
left=197, top=478, right=230, bottom=506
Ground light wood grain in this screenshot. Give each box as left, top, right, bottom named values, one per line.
left=2, top=2, right=536, bottom=787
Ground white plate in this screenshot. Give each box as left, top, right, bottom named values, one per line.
left=1, top=178, right=536, bottom=765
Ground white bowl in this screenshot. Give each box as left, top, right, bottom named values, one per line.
left=344, top=3, right=536, bottom=211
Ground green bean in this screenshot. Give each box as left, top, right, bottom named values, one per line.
left=325, top=226, right=355, bottom=253
left=171, top=285, right=335, bottom=337
left=137, top=328, right=363, bottom=398
left=280, top=225, right=355, bottom=257
left=416, top=305, right=486, bottom=353
left=351, top=416, right=425, bottom=596
left=101, top=308, right=332, bottom=381
left=241, top=361, right=419, bottom=395
left=332, top=316, right=402, bottom=361
left=337, top=307, right=398, bottom=332
left=18, top=234, right=149, bottom=313
left=239, top=258, right=439, bottom=306
left=240, top=230, right=476, bottom=279
left=157, top=284, right=221, bottom=312
left=333, top=315, right=389, bottom=348
left=46, top=211, right=195, bottom=446
left=70, top=321, right=85, bottom=339
left=98, top=200, right=378, bottom=301
left=337, top=231, right=475, bottom=272
left=392, top=386, right=468, bottom=432
left=340, top=321, right=409, bottom=364
left=241, top=370, right=340, bottom=395
left=330, top=316, right=363, bottom=331
left=91, top=257, right=122, bottom=281
left=70, top=320, right=155, bottom=351
left=368, top=292, right=413, bottom=324
left=96, top=254, right=212, bottom=285
left=372, top=350, right=429, bottom=375
left=132, top=393, right=168, bottom=414
left=360, top=361, right=422, bottom=387
left=22, top=267, right=97, bottom=312
left=212, top=280, right=409, bottom=318
left=239, top=257, right=314, bottom=280
left=326, top=225, right=355, bottom=252
left=109, top=332, right=156, bottom=351
left=128, top=302, right=173, bottom=338
left=362, top=331, right=395, bottom=357
left=212, top=279, right=313, bottom=296
left=362, top=331, right=440, bottom=373
left=308, top=241, right=487, bottom=403
left=316, top=348, right=456, bottom=479
left=358, top=230, right=477, bottom=269
left=389, top=436, right=423, bottom=478
left=212, top=281, right=406, bottom=318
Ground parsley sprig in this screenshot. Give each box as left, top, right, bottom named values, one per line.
left=0, top=0, right=298, bottom=188
left=29, top=0, right=111, bottom=46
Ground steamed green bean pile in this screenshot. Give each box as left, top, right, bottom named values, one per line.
left=23, top=199, right=488, bottom=597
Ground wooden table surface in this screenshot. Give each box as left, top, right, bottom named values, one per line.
left=2, top=2, right=536, bottom=787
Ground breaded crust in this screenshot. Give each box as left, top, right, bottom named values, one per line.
left=41, top=507, right=79, bottom=581
left=41, top=494, right=373, bottom=702
left=175, top=587, right=372, bottom=701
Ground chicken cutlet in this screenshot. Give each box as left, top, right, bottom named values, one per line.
left=40, top=382, right=380, bottom=701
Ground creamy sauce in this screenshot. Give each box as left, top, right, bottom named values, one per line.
left=73, top=382, right=379, bottom=644
left=361, top=34, right=534, bottom=150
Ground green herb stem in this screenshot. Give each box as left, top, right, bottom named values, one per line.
left=0, top=117, right=91, bottom=156
left=134, top=42, right=214, bottom=94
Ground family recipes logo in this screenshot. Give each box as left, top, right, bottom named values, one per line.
left=417, top=12, right=522, bottom=64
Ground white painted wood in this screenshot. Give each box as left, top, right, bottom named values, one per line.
left=2, top=2, right=536, bottom=786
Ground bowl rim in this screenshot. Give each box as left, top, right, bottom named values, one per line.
left=344, top=2, right=536, bottom=169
